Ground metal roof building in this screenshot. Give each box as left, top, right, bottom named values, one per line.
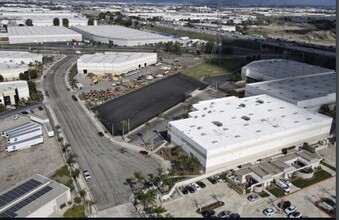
left=245, top=72, right=336, bottom=112
left=77, top=52, right=157, bottom=75
left=0, top=81, right=29, bottom=106
left=7, top=26, right=82, bottom=44
left=241, top=59, right=335, bottom=82
left=0, top=174, right=71, bottom=218
left=168, top=95, right=332, bottom=172
left=71, top=25, right=173, bottom=46
left=0, top=51, right=42, bottom=64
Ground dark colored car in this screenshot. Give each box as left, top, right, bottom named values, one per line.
left=186, top=185, right=195, bottom=193
left=120, top=148, right=127, bottom=153
left=21, top=111, right=29, bottom=115
left=229, top=213, right=240, bottom=218
left=181, top=187, right=188, bottom=195
left=201, top=210, right=216, bottom=218
left=207, top=177, right=217, bottom=184
left=98, top=132, right=104, bottom=137
left=72, top=95, right=78, bottom=101
left=38, top=106, right=43, bottom=111
left=196, top=181, right=206, bottom=188
left=139, top=150, right=148, bottom=155
left=278, top=201, right=291, bottom=210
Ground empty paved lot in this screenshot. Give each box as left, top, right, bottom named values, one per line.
left=0, top=112, right=64, bottom=192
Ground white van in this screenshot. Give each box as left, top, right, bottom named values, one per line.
left=274, top=179, right=290, bottom=193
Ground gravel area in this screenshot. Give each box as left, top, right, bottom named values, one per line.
left=0, top=108, right=64, bottom=192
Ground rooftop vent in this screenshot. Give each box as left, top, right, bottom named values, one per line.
left=234, top=135, right=240, bottom=138
left=256, top=100, right=264, bottom=104
left=239, top=103, right=246, bottom=108
left=223, top=128, right=229, bottom=131
left=201, top=133, right=207, bottom=136
left=241, top=116, right=250, bottom=121
left=256, top=130, right=261, bottom=133
left=190, top=125, right=196, bottom=128
left=208, top=111, right=212, bottom=113
left=197, top=126, right=203, bottom=130
left=194, top=116, right=198, bottom=119
left=202, top=114, right=206, bottom=117
left=212, top=121, right=223, bottom=127
left=212, top=140, right=218, bottom=144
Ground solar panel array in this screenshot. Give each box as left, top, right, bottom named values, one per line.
left=0, top=186, right=52, bottom=218
left=0, top=179, right=41, bottom=208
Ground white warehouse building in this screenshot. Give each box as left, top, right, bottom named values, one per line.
left=0, top=81, right=29, bottom=106
left=7, top=26, right=82, bottom=44
left=0, top=63, right=28, bottom=80
left=0, top=174, right=71, bottom=218
left=71, top=25, right=173, bottom=46
left=245, top=72, right=336, bottom=112
left=77, top=52, right=157, bottom=75
left=0, top=51, right=43, bottom=64
left=168, top=95, right=332, bottom=173
left=241, top=59, right=335, bottom=82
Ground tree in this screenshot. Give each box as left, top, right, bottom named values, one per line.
left=138, top=189, right=158, bottom=211
left=25, top=19, right=33, bottom=26
left=133, top=171, right=145, bottom=190
left=62, top=18, right=69, bottom=28
left=53, top=18, right=60, bottom=26
left=71, top=168, right=81, bottom=179
left=0, top=104, right=5, bottom=113
left=108, top=40, right=113, bottom=48
left=183, top=103, right=192, bottom=114
left=0, top=74, right=3, bottom=82
left=19, top=72, right=29, bottom=81
left=27, top=81, right=37, bottom=93
left=79, top=189, right=87, bottom=198
left=120, top=120, right=127, bottom=136
left=87, top=18, right=94, bottom=26
left=152, top=205, right=167, bottom=217
left=145, top=121, right=152, bottom=148
left=67, top=153, right=78, bottom=165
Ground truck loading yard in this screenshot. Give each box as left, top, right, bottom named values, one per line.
left=0, top=107, right=64, bottom=193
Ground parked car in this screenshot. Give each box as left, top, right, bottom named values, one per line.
left=181, top=187, right=188, bottom=195
left=218, top=210, right=232, bottom=218
left=207, top=177, right=217, bottom=184
left=284, top=205, right=297, bottom=215
left=196, top=181, right=206, bottom=188
left=201, top=210, right=216, bottom=218
left=229, top=213, right=240, bottom=218
left=186, top=185, right=195, bottom=193
left=72, top=95, right=78, bottom=101
left=11, top=114, right=20, bottom=120
left=139, top=150, right=148, bottom=155
left=192, top=183, right=201, bottom=191
left=120, top=148, right=127, bottom=154
left=98, top=132, right=104, bottom=137
left=83, top=170, right=91, bottom=180
left=214, top=175, right=222, bottom=182
left=278, top=201, right=291, bottom=210
left=38, top=106, right=43, bottom=111
left=21, top=111, right=29, bottom=115
left=280, top=179, right=292, bottom=187
left=288, top=211, right=302, bottom=218
left=247, top=194, right=259, bottom=202
left=263, top=208, right=276, bottom=216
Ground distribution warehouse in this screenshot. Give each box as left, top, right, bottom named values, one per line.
left=71, top=25, right=174, bottom=46
left=0, top=174, right=71, bottom=218
left=168, top=95, right=332, bottom=173
left=0, top=81, right=29, bottom=106
left=245, top=72, right=336, bottom=112
left=7, top=26, right=82, bottom=44
left=0, top=63, right=28, bottom=80
left=241, top=59, right=335, bottom=82
left=77, top=52, right=157, bottom=75
left=0, top=51, right=42, bottom=64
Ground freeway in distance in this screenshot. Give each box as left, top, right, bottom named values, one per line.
left=43, top=56, right=160, bottom=210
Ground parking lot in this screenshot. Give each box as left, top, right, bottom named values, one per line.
left=0, top=107, right=64, bottom=192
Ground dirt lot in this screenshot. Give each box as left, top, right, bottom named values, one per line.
left=0, top=108, right=64, bottom=192
left=246, top=23, right=335, bottom=46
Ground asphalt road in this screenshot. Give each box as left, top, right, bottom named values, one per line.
left=43, top=56, right=160, bottom=210
left=0, top=102, right=43, bottom=120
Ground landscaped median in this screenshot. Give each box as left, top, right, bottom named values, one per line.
left=267, top=186, right=285, bottom=198
left=291, top=169, right=332, bottom=188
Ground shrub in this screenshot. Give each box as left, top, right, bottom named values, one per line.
left=74, top=197, right=81, bottom=204
left=63, top=205, right=85, bottom=218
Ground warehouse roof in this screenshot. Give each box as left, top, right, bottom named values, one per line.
left=78, top=52, right=156, bottom=64
left=8, top=26, right=81, bottom=37
left=0, top=174, right=69, bottom=218
left=242, top=59, right=334, bottom=80
left=169, top=95, right=331, bottom=151
left=72, top=25, right=172, bottom=41
left=0, top=51, right=42, bottom=60
left=246, top=72, right=336, bottom=103
left=0, top=81, right=28, bottom=92
left=0, top=63, right=28, bottom=70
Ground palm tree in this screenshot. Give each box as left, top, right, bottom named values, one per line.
left=138, top=189, right=158, bottom=212
left=66, top=153, right=78, bottom=165
left=79, top=189, right=87, bottom=198
left=120, top=120, right=127, bottom=136
left=133, top=171, right=145, bottom=190
left=152, top=205, right=167, bottom=217
left=166, top=168, right=175, bottom=187
left=145, top=121, right=152, bottom=148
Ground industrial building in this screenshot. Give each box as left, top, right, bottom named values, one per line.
left=77, top=52, right=157, bottom=75
left=71, top=25, right=173, bottom=46
left=245, top=73, right=336, bottom=112
left=228, top=150, right=321, bottom=192
left=7, top=26, right=82, bottom=44
left=30, top=114, right=55, bottom=137
left=0, top=51, right=43, bottom=64
left=241, top=59, right=335, bottom=82
left=0, top=174, right=71, bottom=218
left=0, top=81, right=29, bottom=106
left=0, top=63, right=28, bottom=80
left=191, top=23, right=236, bottom=32
left=168, top=95, right=332, bottom=173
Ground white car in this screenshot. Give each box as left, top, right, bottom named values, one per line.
left=284, top=205, right=297, bottom=215
left=288, top=212, right=302, bottom=218
left=11, top=114, right=20, bottom=120
left=83, top=170, right=91, bottom=180
left=263, top=208, right=276, bottom=216
left=192, top=183, right=201, bottom=191
left=281, top=179, right=292, bottom=187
